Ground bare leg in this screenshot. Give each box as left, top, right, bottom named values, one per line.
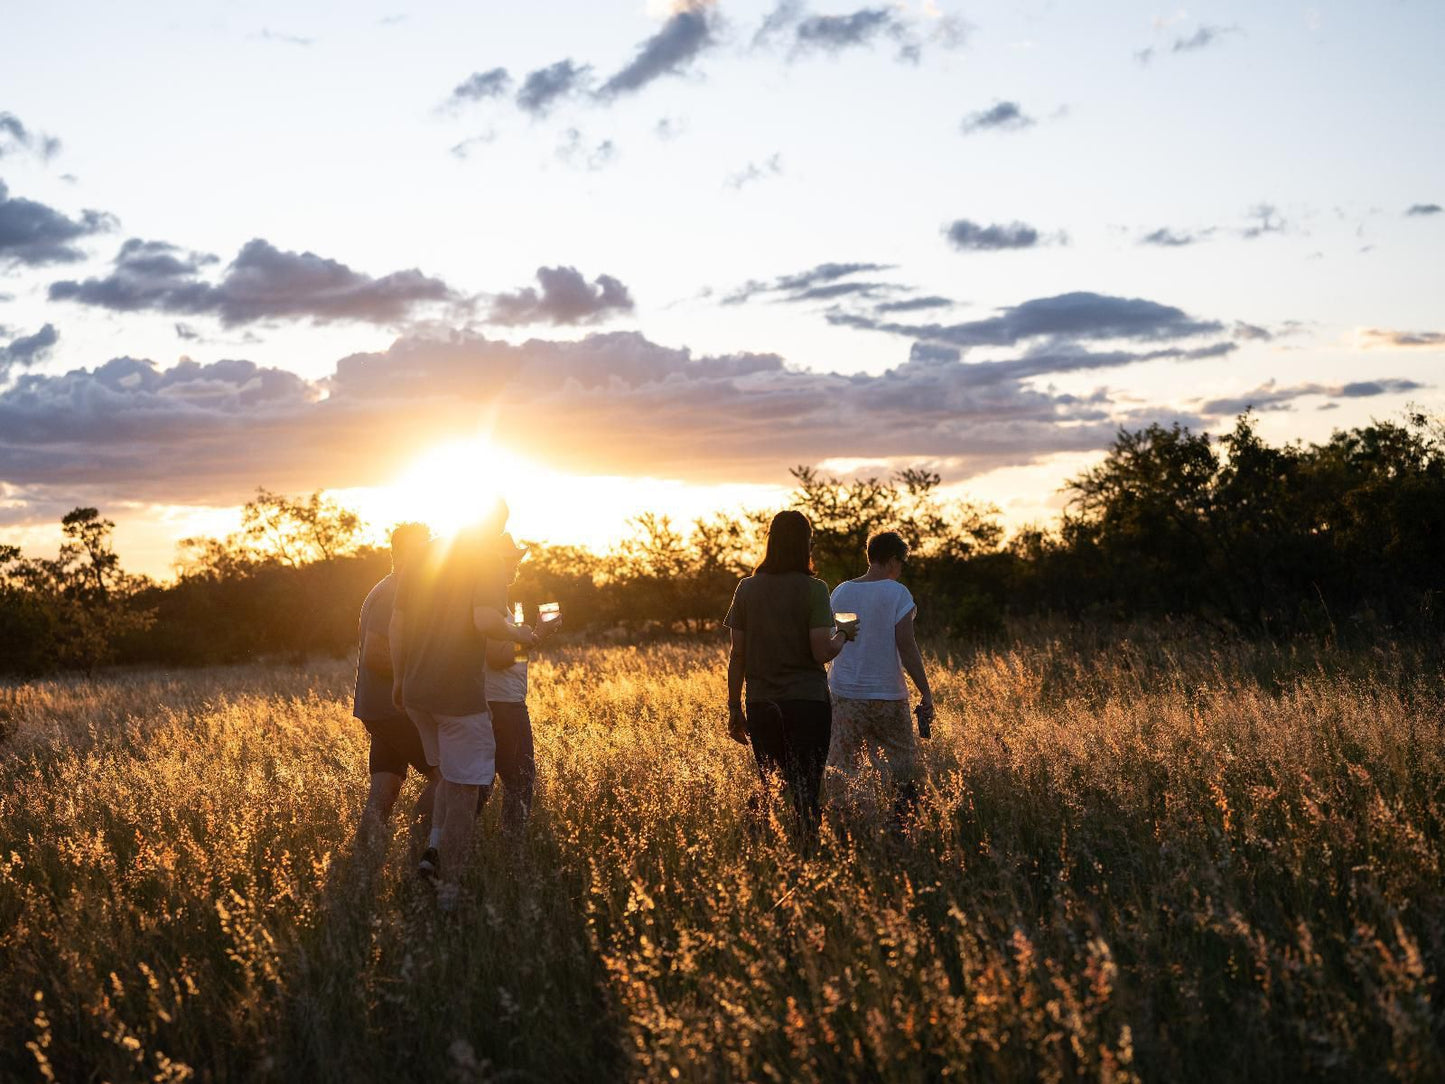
left=407, top=771, right=439, bottom=853
left=356, top=771, right=405, bottom=852
left=436, top=779, right=481, bottom=890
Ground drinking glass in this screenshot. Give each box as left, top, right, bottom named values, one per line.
left=834, top=611, right=859, bottom=639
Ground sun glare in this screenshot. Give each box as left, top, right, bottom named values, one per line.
left=336, top=437, right=787, bottom=555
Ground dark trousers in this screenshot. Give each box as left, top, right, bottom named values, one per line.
left=745, top=698, right=831, bottom=832
left=478, top=701, right=535, bottom=829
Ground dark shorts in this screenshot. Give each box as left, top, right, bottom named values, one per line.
left=360, top=713, right=431, bottom=778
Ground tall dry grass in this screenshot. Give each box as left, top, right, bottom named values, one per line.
left=1, top=635, right=1442, bottom=1082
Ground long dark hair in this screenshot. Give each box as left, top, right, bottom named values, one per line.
left=755, top=510, right=813, bottom=575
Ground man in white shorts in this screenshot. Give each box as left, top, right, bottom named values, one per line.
left=826, top=530, right=935, bottom=826
left=390, top=512, right=540, bottom=903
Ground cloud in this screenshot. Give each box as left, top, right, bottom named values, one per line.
left=1, top=323, right=58, bottom=379
left=874, top=295, right=954, bottom=313
left=723, top=261, right=896, bottom=304
left=258, top=28, right=315, bottom=46
left=555, top=128, right=617, bottom=170
left=598, top=3, right=716, bottom=98
left=959, top=100, right=1034, bottom=135
left=0, top=328, right=1183, bottom=504
left=0, top=112, right=62, bottom=162
left=725, top=153, right=783, bottom=190
left=945, top=219, right=1044, bottom=251
left=1239, top=203, right=1286, bottom=239
left=450, top=131, right=498, bottom=159
left=1405, top=203, right=1441, bottom=217
left=0, top=180, right=116, bottom=266
left=828, top=290, right=1226, bottom=348
left=1140, top=227, right=1205, bottom=247
left=49, top=237, right=456, bottom=326
left=1196, top=377, right=1425, bottom=417
left=487, top=266, right=634, bottom=326
left=1231, top=322, right=1272, bottom=341
left=794, top=8, right=896, bottom=53
left=447, top=68, right=512, bottom=107
left=757, top=2, right=964, bottom=62
left=1137, top=23, right=1241, bottom=63
left=1172, top=25, right=1240, bottom=52
left=516, top=59, right=592, bottom=115
left=1357, top=328, right=1445, bottom=349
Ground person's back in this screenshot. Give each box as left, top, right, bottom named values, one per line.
left=729, top=571, right=831, bottom=703
left=827, top=578, right=914, bottom=701
left=397, top=538, right=490, bottom=717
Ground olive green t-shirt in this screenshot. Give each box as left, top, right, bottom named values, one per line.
left=724, top=572, right=833, bottom=703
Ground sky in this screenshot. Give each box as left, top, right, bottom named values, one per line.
left=1, top=0, right=1441, bottom=578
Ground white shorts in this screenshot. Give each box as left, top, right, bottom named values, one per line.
left=406, top=707, right=496, bottom=786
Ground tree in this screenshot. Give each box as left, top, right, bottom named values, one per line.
left=0, top=509, right=154, bottom=674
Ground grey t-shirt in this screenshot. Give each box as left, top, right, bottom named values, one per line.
left=396, top=540, right=505, bottom=717
left=353, top=574, right=406, bottom=724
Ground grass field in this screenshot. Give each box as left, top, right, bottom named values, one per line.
left=2, top=634, right=1443, bottom=1082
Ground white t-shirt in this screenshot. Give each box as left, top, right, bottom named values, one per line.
left=827, top=579, right=916, bottom=700
left=485, top=659, right=528, bottom=704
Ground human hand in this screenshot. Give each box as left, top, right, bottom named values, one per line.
left=538, top=614, right=563, bottom=639
left=915, top=700, right=935, bottom=740
left=727, top=704, right=749, bottom=745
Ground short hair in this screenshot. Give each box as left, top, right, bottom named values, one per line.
left=390, top=522, right=431, bottom=570
left=866, top=530, right=909, bottom=565
left=755, top=510, right=814, bottom=576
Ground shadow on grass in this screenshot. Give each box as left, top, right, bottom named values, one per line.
left=283, top=802, right=622, bottom=1082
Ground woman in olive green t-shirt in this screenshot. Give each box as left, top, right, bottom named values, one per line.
left=724, top=510, right=853, bottom=832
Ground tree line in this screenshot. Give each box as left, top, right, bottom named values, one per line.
left=2, top=411, right=1441, bottom=675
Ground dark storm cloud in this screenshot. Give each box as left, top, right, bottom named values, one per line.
left=828, top=291, right=1225, bottom=347
left=945, top=219, right=1041, bottom=251
left=1, top=323, right=58, bottom=378
left=0, top=113, right=62, bottom=162
left=1405, top=203, right=1441, bottom=216
left=0, top=180, right=116, bottom=266
left=487, top=266, right=634, bottom=326
left=48, top=237, right=455, bottom=326
left=723, top=261, right=896, bottom=305
left=516, top=59, right=592, bottom=115
left=959, top=101, right=1034, bottom=135
left=1196, top=378, right=1424, bottom=417
left=1358, top=329, right=1445, bottom=349
left=447, top=67, right=512, bottom=106
left=598, top=3, right=716, bottom=98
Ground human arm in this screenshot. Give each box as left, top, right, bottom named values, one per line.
left=810, top=626, right=850, bottom=664
left=808, top=578, right=849, bottom=664
left=472, top=604, right=539, bottom=646
left=726, top=628, right=748, bottom=743
left=485, top=637, right=517, bottom=671
left=894, top=608, right=934, bottom=736
left=388, top=608, right=406, bottom=711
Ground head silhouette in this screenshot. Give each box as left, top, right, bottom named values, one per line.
left=389, top=522, right=431, bottom=572
left=866, top=530, right=909, bottom=567
left=755, top=509, right=814, bottom=575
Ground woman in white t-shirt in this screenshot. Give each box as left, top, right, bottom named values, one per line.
left=827, top=531, right=935, bottom=821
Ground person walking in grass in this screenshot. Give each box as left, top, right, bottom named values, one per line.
left=389, top=503, right=541, bottom=907
left=352, top=522, right=437, bottom=852
left=478, top=533, right=558, bottom=831
left=724, top=509, right=855, bottom=838
left=825, top=530, right=935, bottom=827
